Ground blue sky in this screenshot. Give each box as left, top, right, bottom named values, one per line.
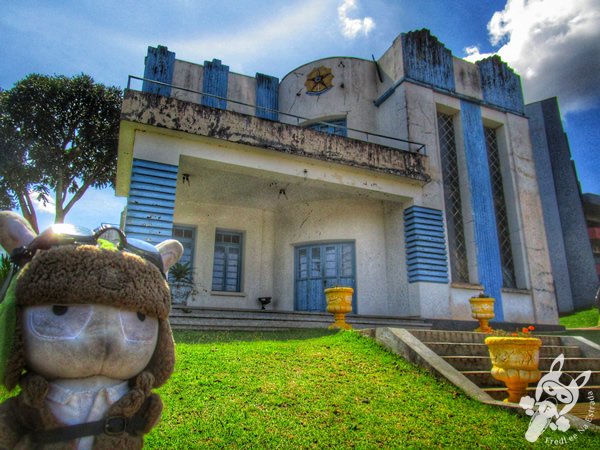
left=1, top=0, right=599, bottom=232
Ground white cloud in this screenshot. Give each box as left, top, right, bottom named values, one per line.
left=463, top=46, right=494, bottom=62
left=464, top=0, right=600, bottom=113
left=169, top=0, right=333, bottom=75
left=338, top=0, right=375, bottom=39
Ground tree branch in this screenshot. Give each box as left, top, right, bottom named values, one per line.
left=62, top=177, right=94, bottom=218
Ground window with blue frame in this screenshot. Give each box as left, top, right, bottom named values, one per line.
left=171, top=225, right=195, bottom=274
left=212, top=230, right=243, bottom=292
left=306, top=118, right=347, bottom=137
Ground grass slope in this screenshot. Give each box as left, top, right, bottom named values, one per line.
left=559, top=307, right=600, bottom=329
left=145, top=330, right=598, bottom=449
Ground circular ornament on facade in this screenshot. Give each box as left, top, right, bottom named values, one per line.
left=305, top=66, right=334, bottom=95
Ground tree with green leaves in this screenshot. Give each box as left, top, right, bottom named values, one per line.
left=0, top=74, right=122, bottom=232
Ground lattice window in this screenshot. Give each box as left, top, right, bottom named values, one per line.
left=485, top=127, right=517, bottom=288
left=438, top=112, right=469, bottom=283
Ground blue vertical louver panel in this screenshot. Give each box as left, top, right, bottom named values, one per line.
left=460, top=100, right=504, bottom=321
left=201, top=59, right=229, bottom=109
left=404, top=206, right=449, bottom=284
left=255, top=73, right=279, bottom=120
left=401, top=29, right=455, bottom=91
left=142, top=46, right=175, bottom=97
left=476, top=56, right=524, bottom=114
left=125, top=159, right=178, bottom=246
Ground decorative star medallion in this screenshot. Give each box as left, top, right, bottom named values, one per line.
left=305, top=66, right=334, bottom=95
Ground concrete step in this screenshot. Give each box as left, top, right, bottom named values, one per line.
left=462, top=370, right=600, bottom=388
left=482, top=386, right=600, bottom=404
left=425, top=342, right=581, bottom=358
left=408, top=329, right=563, bottom=346
left=443, top=356, right=600, bottom=372
left=569, top=403, right=600, bottom=424
left=169, top=306, right=431, bottom=330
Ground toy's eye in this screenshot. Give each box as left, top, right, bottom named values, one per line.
left=52, top=305, right=68, bottom=316
left=119, top=311, right=158, bottom=342
left=26, top=305, right=92, bottom=340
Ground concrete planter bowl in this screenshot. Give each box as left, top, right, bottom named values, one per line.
left=469, top=295, right=495, bottom=333
left=485, top=336, right=542, bottom=403
left=324, top=287, right=354, bottom=330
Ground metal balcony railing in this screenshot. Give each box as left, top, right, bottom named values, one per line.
left=127, top=75, right=427, bottom=155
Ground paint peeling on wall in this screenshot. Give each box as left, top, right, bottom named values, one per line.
left=143, top=46, right=175, bottom=97
left=401, top=29, right=455, bottom=91
left=477, top=56, right=524, bottom=114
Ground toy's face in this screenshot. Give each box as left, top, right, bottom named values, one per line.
left=22, top=304, right=158, bottom=380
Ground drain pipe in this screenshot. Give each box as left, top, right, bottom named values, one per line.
left=373, top=77, right=406, bottom=107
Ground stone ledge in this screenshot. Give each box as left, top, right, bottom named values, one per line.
left=121, top=90, right=430, bottom=183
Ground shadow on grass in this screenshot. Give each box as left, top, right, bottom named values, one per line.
left=172, top=328, right=339, bottom=344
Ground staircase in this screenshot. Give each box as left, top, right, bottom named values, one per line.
left=370, top=328, right=600, bottom=425
left=408, top=329, right=600, bottom=423
left=169, top=306, right=431, bottom=331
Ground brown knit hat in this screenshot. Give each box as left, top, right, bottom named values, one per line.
left=16, top=245, right=171, bottom=319
left=3, top=243, right=175, bottom=390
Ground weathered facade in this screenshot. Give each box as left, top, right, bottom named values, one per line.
left=116, top=29, right=561, bottom=324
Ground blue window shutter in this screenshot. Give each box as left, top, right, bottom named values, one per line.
left=125, top=159, right=178, bottom=245
left=202, top=59, right=229, bottom=109
left=255, top=73, right=279, bottom=120
left=404, top=206, right=449, bottom=284
left=401, top=29, right=455, bottom=91
left=142, top=46, right=175, bottom=97
left=476, top=56, right=524, bottom=114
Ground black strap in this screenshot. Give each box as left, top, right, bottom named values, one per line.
left=31, top=414, right=147, bottom=444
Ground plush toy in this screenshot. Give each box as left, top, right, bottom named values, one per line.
left=0, top=211, right=183, bottom=449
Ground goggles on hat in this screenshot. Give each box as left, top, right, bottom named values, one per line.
left=9, top=223, right=164, bottom=274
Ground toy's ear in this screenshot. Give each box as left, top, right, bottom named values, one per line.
left=574, top=370, right=591, bottom=389
left=156, top=239, right=184, bottom=273
left=0, top=211, right=37, bottom=254
left=549, top=354, right=564, bottom=373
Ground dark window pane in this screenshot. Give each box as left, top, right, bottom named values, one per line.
left=485, top=127, right=516, bottom=288
left=438, top=112, right=469, bottom=283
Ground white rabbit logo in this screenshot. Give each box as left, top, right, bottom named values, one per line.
left=519, top=354, right=591, bottom=442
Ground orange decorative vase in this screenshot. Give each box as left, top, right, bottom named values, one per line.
left=324, top=287, right=354, bottom=330
left=469, top=295, right=495, bottom=333
left=485, top=336, right=542, bottom=403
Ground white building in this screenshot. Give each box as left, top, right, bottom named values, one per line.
left=116, top=29, right=559, bottom=325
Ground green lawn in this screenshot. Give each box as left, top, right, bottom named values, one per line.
left=144, top=330, right=598, bottom=449
left=559, top=307, right=599, bottom=329
left=1, top=330, right=598, bottom=448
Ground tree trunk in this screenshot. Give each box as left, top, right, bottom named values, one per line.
left=17, top=192, right=39, bottom=233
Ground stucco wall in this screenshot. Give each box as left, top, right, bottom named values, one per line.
left=279, top=57, right=401, bottom=146
left=172, top=59, right=202, bottom=103
left=173, top=177, right=410, bottom=315
left=272, top=198, right=403, bottom=315
left=173, top=200, right=276, bottom=309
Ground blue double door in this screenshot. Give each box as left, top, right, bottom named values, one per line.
left=295, top=242, right=356, bottom=312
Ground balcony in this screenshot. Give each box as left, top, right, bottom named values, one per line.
left=119, top=78, right=430, bottom=184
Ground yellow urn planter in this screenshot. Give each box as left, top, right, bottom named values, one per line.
left=324, top=287, right=354, bottom=330
left=485, top=336, right=542, bottom=403
left=469, top=295, right=495, bottom=333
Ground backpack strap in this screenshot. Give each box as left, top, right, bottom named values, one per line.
left=30, top=409, right=148, bottom=444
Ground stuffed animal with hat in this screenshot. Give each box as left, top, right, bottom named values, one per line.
left=0, top=211, right=183, bottom=449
